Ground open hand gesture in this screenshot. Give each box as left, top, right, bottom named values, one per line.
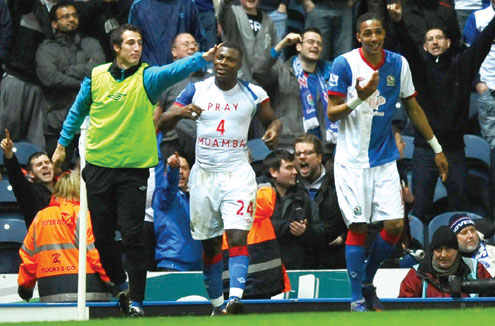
left=356, top=71, right=379, bottom=101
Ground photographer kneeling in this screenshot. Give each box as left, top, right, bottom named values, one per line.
left=399, top=226, right=492, bottom=298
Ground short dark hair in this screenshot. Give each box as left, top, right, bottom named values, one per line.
left=27, top=152, right=50, bottom=171
left=424, top=26, right=449, bottom=42
left=263, top=150, right=294, bottom=177
left=294, top=133, right=323, bottom=156
left=356, top=12, right=384, bottom=32
left=218, top=42, right=243, bottom=61
left=301, top=27, right=323, bottom=39
left=109, top=24, right=142, bottom=52
left=49, top=1, right=76, bottom=23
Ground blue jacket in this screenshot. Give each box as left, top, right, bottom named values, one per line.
left=128, top=0, right=205, bottom=65
left=152, top=165, right=202, bottom=271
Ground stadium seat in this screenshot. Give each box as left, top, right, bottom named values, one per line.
left=0, top=217, right=27, bottom=273
left=0, top=178, right=17, bottom=205
left=248, top=138, right=272, bottom=177
left=402, top=135, right=414, bottom=160
left=428, top=212, right=484, bottom=244
left=408, top=215, right=425, bottom=248
left=463, top=134, right=492, bottom=219
left=11, top=142, right=43, bottom=166
left=464, top=134, right=491, bottom=167
left=248, top=138, right=272, bottom=162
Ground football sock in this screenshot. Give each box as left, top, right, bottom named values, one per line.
left=363, top=228, right=400, bottom=285
left=228, top=246, right=249, bottom=299
left=203, top=253, right=224, bottom=307
left=131, top=300, right=143, bottom=308
left=345, top=230, right=367, bottom=302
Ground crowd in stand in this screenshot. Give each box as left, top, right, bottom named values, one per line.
left=1, top=0, right=495, bottom=316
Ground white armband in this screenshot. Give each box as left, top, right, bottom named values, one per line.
left=427, top=135, right=443, bottom=154
left=346, top=97, right=363, bottom=110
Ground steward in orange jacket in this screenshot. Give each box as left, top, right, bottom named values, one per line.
left=222, top=183, right=291, bottom=299
left=17, top=171, right=111, bottom=302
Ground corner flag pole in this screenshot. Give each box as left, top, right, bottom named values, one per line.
left=77, top=117, right=90, bottom=320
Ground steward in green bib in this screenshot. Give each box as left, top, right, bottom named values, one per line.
left=52, top=24, right=218, bottom=317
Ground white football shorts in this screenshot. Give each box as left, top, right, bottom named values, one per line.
left=334, top=160, right=404, bottom=226
left=188, top=163, right=257, bottom=240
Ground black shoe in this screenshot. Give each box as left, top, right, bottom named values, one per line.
left=117, top=291, right=130, bottom=315
left=225, top=298, right=244, bottom=314
left=362, top=285, right=383, bottom=311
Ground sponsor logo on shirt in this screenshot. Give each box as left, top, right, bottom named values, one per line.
left=365, top=90, right=386, bottom=116
left=107, top=92, right=127, bottom=101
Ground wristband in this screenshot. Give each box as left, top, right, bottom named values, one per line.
left=346, top=97, right=363, bottom=110
left=427, top=135, right=443, bottom=154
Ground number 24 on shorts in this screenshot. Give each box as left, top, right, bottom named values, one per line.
left=236, top=200, right=253, bottom=216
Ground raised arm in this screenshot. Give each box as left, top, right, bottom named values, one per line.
left=252, top=33, right=301, bottom=88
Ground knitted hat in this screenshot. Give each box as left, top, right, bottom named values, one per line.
left=449, top=213, right=476, bottom=234
left=430, top=226, right=458, bottom=251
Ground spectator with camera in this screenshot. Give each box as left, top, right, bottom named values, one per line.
left=399, top=226, right=492, bottom=297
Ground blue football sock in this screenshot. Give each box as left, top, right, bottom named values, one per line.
left=228, top=248, right=249, bottom=299
left=363, top=232, right=397, bottom=285
left=345, top=244, right=366, bottom=302
left=203, top=254, right=224, bottom=306
left=131, top=300, right=143, bottom=308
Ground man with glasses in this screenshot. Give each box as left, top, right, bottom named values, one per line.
left=388, top=2, right=495, bottom=222
left=252, top=28, right=336, bottom=157
left=36, top=1, right=105, bottom=170
left=294, top=133, right=347, bottom=269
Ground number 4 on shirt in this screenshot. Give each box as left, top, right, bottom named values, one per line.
left=237, top=200, right=253, bottom=216
left=217, top=120, right=225, bottom=135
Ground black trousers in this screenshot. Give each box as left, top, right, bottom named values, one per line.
left=82, top=163, right=149, bottom=301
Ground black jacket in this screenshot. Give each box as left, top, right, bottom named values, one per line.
left=258, top=176, right=325, bottom=269
left=394, top=16, right=495, bottom=150
left=300, top=168, right=347, bottom=269
left=4, top=154, right=51, bottom=228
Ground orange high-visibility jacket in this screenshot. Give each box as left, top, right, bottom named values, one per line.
left=18, top=199, right=110, bottom=302
left=222, top=184, right=291, bottom=297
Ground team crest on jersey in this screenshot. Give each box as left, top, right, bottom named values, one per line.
left=353, top=206, right=362, bottom=216
left=386, top=75, right=395, bottom=87
left=329, top=73, right=339, bottom=87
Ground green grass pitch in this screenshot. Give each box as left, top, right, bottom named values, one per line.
left=1, top=308, right=494, bottom=326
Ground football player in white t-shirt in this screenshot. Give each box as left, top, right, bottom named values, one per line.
left=326, top=12, right=448, bottom=312
left=166, top=43, right=282, bottom=315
